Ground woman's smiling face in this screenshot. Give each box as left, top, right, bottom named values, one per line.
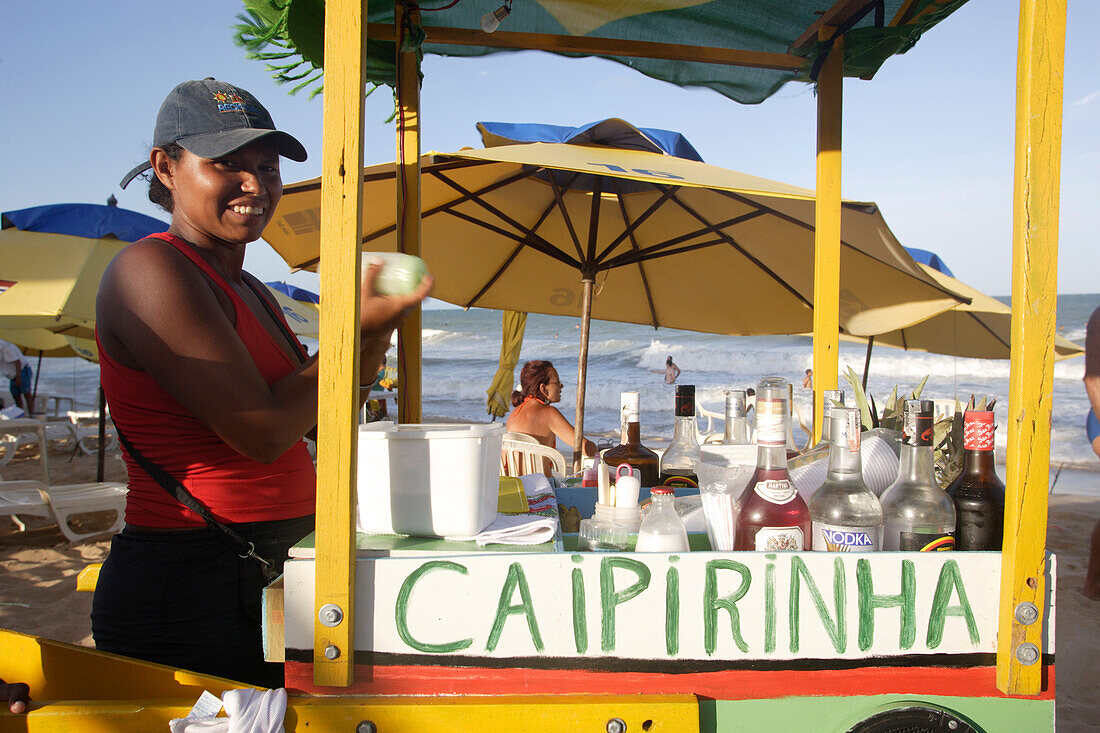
left=159, top=139, right=282, bottom=247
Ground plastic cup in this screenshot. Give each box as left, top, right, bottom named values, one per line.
left=696, top=462, right=753, bottom=551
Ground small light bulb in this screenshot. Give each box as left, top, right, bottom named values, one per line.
left=480, top=4, right=510, bottom=33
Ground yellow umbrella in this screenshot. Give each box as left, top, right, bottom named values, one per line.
left=849, top=263, right=1083, bottom=364
left=486, top=310, right=527, bottom=418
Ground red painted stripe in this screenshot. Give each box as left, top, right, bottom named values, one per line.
left=285, top=662, right=1054, bottom=700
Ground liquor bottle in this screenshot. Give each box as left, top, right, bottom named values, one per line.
left=735, top=377, right=811, bottom=551
left=809, top=406, right=883, bottom=551
left=947, top=410, right=1005, bottom=551
left=659, top=384, right=701, bottom=487
left=635, top=487, right=690, bottom=552
left=719, top=389, right=752, bottom=445
left=785, top=382, right=800, bottom=459
left=880, top=399, right=956, bottom=551
left=793, top=389, right=845, bottom=466
left=602, top=391, right=660, bottom=487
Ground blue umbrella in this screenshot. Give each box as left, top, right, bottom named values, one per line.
left=2, top=203, right=168, bottom=243
left=265, top=281, right=320, bottom=304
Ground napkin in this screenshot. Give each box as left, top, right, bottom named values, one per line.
left=445, top=474, right=559, bottom=546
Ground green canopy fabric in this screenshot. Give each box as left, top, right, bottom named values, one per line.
left=237, top=0, right=970, bottom=105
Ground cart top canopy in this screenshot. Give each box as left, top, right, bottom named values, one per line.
left=236, top=0, right=971, bottom=105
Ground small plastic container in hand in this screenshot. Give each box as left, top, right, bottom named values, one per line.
left=362, top=252, right=429, bottom=296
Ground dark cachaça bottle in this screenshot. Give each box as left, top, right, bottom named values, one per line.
left=735, top=377, right=811, bottom=551
left=602, top=391, right=660, bottom=487
left=948, top=410, right=1005, bottom=551
left=659, top=384, right=700, bottom=488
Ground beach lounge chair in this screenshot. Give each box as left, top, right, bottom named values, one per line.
left=65, top=409, right=119, bottom=456
left=500, top=432, right=567, bottom=479
left=0, top=479, right=126, bottom=542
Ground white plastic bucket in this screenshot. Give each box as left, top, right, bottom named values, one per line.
left=356, top=422, right=504, bottom=537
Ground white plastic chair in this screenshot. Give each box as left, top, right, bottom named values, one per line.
left=66, top=410, right=119, bottom=456
left=0, top=479, right=127, bottom=542
left=500, top=432, right=567, bottom=479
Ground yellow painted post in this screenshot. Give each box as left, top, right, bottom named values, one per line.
left=997, top=0, right=1066, bottom=696
left=313, top=0, right=367, bottom=687
left=396, top=1, right=423, bottom=423
left=812, top=31, right=842, bottom=444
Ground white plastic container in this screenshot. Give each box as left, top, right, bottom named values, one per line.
left=356, top=421, right=504, bottom=537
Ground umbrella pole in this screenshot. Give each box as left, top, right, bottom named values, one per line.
left=97, top=385, right=106, bottom=482
left=32, top=350, right=42, bottom=405
left=573, top=278, right=595, bottom=475
left=862, top=336, right=874, bottom=391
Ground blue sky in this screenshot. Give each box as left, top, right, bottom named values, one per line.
left=1, top=1, right=1096, bottom=297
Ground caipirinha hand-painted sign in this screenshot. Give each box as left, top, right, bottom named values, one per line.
left=283, top=552, right=1049, bottom=665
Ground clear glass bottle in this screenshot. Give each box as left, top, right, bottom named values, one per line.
left=880, top=399, right=956, bottom=551
left=719, top=389, right=752, bottom=445
left=602, top=391, right=660, bottom=487
left=947, top=410, right=1005, bottom=551
left=785, top=382, right=800, bottom=459
left=735, top=377, right=811, bottom=551
left=796, top=389, right=845, bottom=464
left=809, top=406, right=883, bottom=551
left=635, top=487, right=690, bottom=552
left=660, top=384, right=700, bottom=487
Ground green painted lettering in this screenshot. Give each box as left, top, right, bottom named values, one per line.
left=600, top=557, right=652, bottom=652
left=765, top=557, right=776, bottom=653
left=857, top=558, right=916, bottom=651
left=926, top=559, right=980, bottom=648
left=789, top=557, right=847, bottom=653
left=666, top=563, right=680, bottom=655
left=395, top=561, right=473, bottom=653
left=703, top=559, right=752, bottom=654
left=572, top=566, right=588, bottom=653
left=486, top=562, right=544, bottom=653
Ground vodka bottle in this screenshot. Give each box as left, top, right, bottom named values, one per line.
left=719, top=389, right=752, bottom=445
left=659, top=384, right=701, bottom=487
left=635, top=487, right=690, bottom=552
left=948, top=410, right=1005, bottom=551
left=735, top=377, right=810, bottom=551
left=602, top=391, right=660, bottom=487
left=880, top=399, right=956, bottom=551
left=809, top=406, right=883, bottom=551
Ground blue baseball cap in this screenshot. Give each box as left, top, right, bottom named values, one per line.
left=120, top=78, right=307, bottom=189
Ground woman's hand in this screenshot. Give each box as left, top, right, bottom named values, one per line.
left=359, top=258, right=434, bottom=337
left=0, top=678, right=30, bottom=714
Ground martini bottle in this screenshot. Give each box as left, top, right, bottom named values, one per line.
left=735, top=377, right=810, bottom=551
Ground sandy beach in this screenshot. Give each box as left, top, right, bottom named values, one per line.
left=0, top=443, right=1097, bottom=729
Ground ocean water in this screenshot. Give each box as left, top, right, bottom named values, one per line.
left=29, top=293, right=1100, bottom=472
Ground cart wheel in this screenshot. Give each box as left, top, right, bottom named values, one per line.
left=847, top=706, right=979, bottom=733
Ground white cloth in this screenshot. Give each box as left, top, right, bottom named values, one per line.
left=0, top=340, right=26, bottom=380
left=445, top=473, right=558, bottom=546
left=169, top=688, right=287, bottom=733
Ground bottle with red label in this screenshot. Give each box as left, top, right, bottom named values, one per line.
left=947, top=410, right=1005, bottom=551
left=734, top=377, right=810, bottom=551
left=880, top=399, right=956, bottom=551
left=659, top=384, right=701, bottom=488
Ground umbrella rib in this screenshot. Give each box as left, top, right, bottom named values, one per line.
left=615, top=194, right=659, bottom=329
left=972, top=313, right=1011, bottom=351
left=548, top=173, right=587, bottom=262
left=283, top=157, right=491, bottom=194
left=661, top=189, right=814, bottom=310
left=433, top=170, right=568, bottom=259
left=592, top=187, right=677, bottom=265
left=441, top=208, right=581, bottom=269
left=602, top=237, right=727, bottom=269
left=710, top=188, right=968, bottom=305
left=463, top=242, right=527, bottom=308
left=600, top=210, right=767, bottom=269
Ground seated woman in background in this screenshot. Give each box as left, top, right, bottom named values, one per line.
left=506, top=360, right=596, bottom=462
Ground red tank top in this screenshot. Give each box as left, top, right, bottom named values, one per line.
left=98, top=233, right=316, bottom=527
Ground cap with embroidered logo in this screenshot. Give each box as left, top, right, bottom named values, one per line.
left=120, top=78, right=307, bottom=189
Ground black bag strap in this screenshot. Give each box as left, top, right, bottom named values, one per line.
left=242, top=275, right=309, bottom=364
left=115, top=428, right=279, bottom=583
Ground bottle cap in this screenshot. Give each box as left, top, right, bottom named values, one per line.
left=755, top=377, right=788, bottom=447
left=830, top=406, right=861, bottom=452
left=620, top=391, right=640, bottom=429
left=675, top=384, right=696, bottom=417
left=902, top=399, right=935, bottom=446
left=963, top=410, right=996, bottom=451
left=650, top=487, right=675, bottom=495
left=725, top=390, right=747, bottom=418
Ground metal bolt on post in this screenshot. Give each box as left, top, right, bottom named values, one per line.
left=606, top=718, right=626, bottom=733
left=318, top=603, right=344, bottom=627
left=1015, top=642, right=1040, bottom=666
left=324, top=644, right=341, bottom=660
left=1014, top=601, right=1040, bottom=625
left=356, top=721, right=378, bottom=733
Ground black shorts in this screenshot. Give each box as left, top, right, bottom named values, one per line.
left=91, top=514, right=314, bottom=688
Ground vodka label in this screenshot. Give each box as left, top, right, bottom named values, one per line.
left=898, top=531, right=956, bottom=552
left=753, top=478, right=797, bottom=504
left=813, top=522, right=881, bottom=552
left=756, top=397, right=786, bottom=446
left=754, top=526, right=804, bottom=552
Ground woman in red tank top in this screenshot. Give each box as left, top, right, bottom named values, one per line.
left=90, top=79, right=432, bottom=688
